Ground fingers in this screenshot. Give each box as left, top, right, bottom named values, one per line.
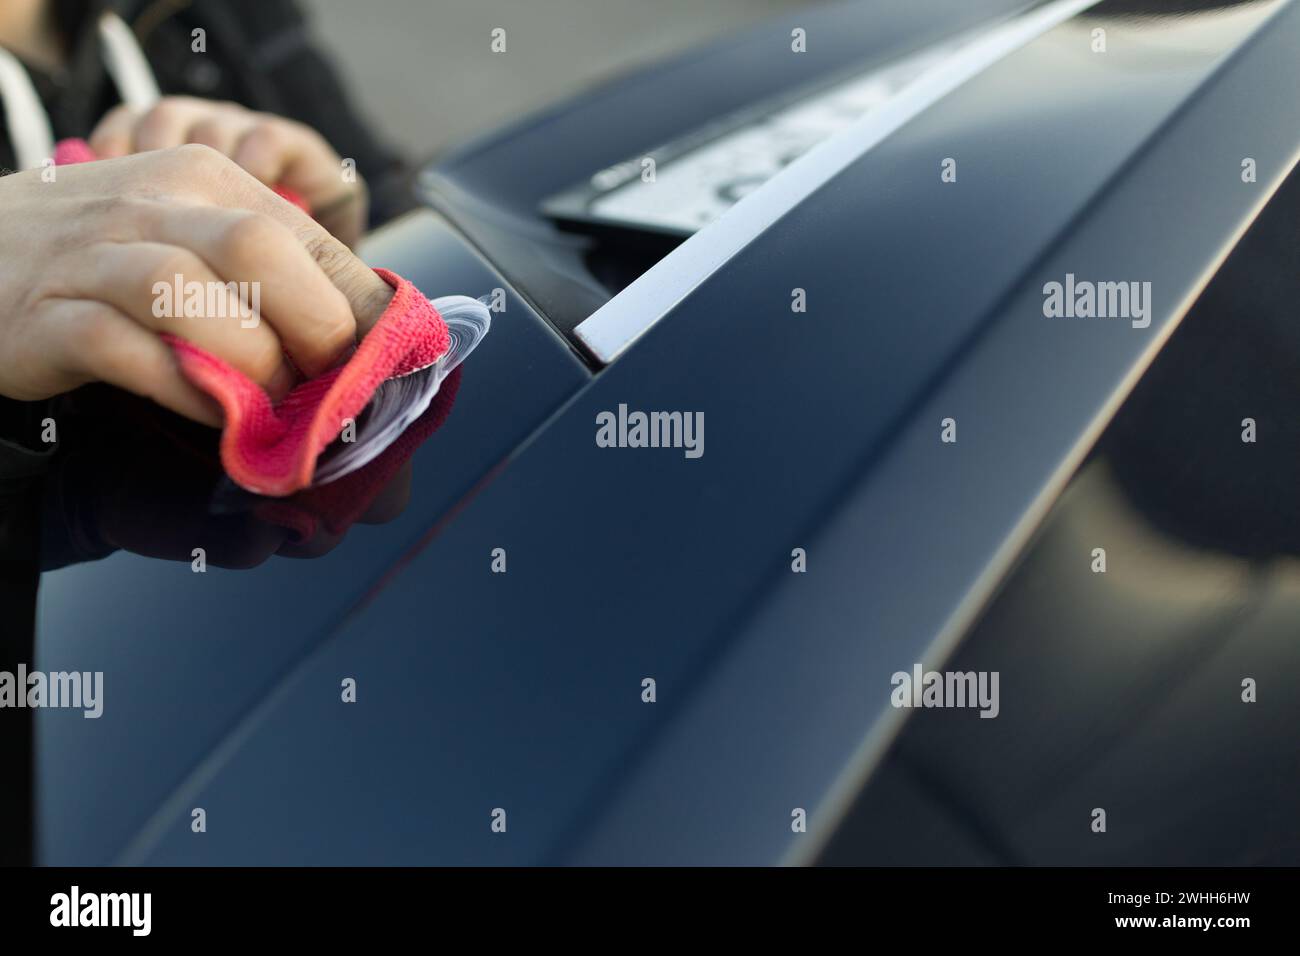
left=145, top=205, right=358, bottom=377
left=68, top=240, right=297, bottom=398
left=51, top=299, right=223, bottom=427
left=121, top=145, right=391, bottom=333
left=89, top=97, right=251, bottom=156
left=51, top=147, right=393, bottom=369
left=133, top=99, right=199, bottom=152
left=290, top=225, right=394, bottom=337
left=189, top=114, right=256, bottom=156
left=231, top=121, right=297, bottom=187
left=233, top=121, right=367, bottom=248
left=91, top=99, right=317, bottom=191
left=86, top=103, right=137, bottom=158
left=179, top=168, right=392, bottom=334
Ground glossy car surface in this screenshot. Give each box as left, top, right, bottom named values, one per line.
left=33, top=0, right=1300, bottom=864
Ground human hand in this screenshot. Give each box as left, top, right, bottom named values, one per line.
left=89, top=96, right=368, bottom=247
left=0, top=145, right=393, bottom=426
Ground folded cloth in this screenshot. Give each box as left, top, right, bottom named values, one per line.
left=255, top=366, right=462, bottom=542
left=169, top=269, right=449, bottom=495
left=53, top=137, right=451, bottom=496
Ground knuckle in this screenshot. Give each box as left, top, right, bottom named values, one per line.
left=220, top=212, right=281, bottom=261
left=144, top=100, right=183, bottom=125
left=153, top=247, right=201, bottom=284
left=188, top=117, right=225, bottom=139
left=227, top=209, right=279, bottom=244
left=150, top=144, right=255, bottom=203
left=89, top=106, right=130, bottom=137
left=167, top=142, right=233, bottom=177
left=302, top=230, right=347, bottom=274
left=247, top=119, right=286, bottom=145
left=101, top=103, right=132, bottom=123
left=174, top=141, right=223, bottom=164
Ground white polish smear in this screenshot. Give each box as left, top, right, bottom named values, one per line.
left=311, top=295, right=492, bottom=485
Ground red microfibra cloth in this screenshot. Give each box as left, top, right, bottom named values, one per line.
left=254, top=366, right=462, bottom=543
left=54, top=138, right=451, bottom=497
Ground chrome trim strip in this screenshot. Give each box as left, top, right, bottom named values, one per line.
left=573, top=0, right=1102, bottom=364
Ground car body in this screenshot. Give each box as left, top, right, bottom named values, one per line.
left=30, top=0, right=1300, bottom=864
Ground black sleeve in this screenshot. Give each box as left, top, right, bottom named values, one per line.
left=0, top=398, right=57, bottom=490
left=0, top=400, right=44, bottom=867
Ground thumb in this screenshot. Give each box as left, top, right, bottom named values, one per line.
left=258, top=189, right=394, bottom=335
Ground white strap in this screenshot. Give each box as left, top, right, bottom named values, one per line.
left=0, top=11, right=161, bottom=171
left=0, top=45, right=54, bottom=169
left=97, top=11, right=161, bottom=110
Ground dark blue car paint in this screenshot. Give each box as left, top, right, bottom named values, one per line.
left=31, top=0, right=1300, bottom=863
left=35, top=216, right=589, bottom=863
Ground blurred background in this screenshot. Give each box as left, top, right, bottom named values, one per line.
left=302, top=0, right=815, bottom=161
